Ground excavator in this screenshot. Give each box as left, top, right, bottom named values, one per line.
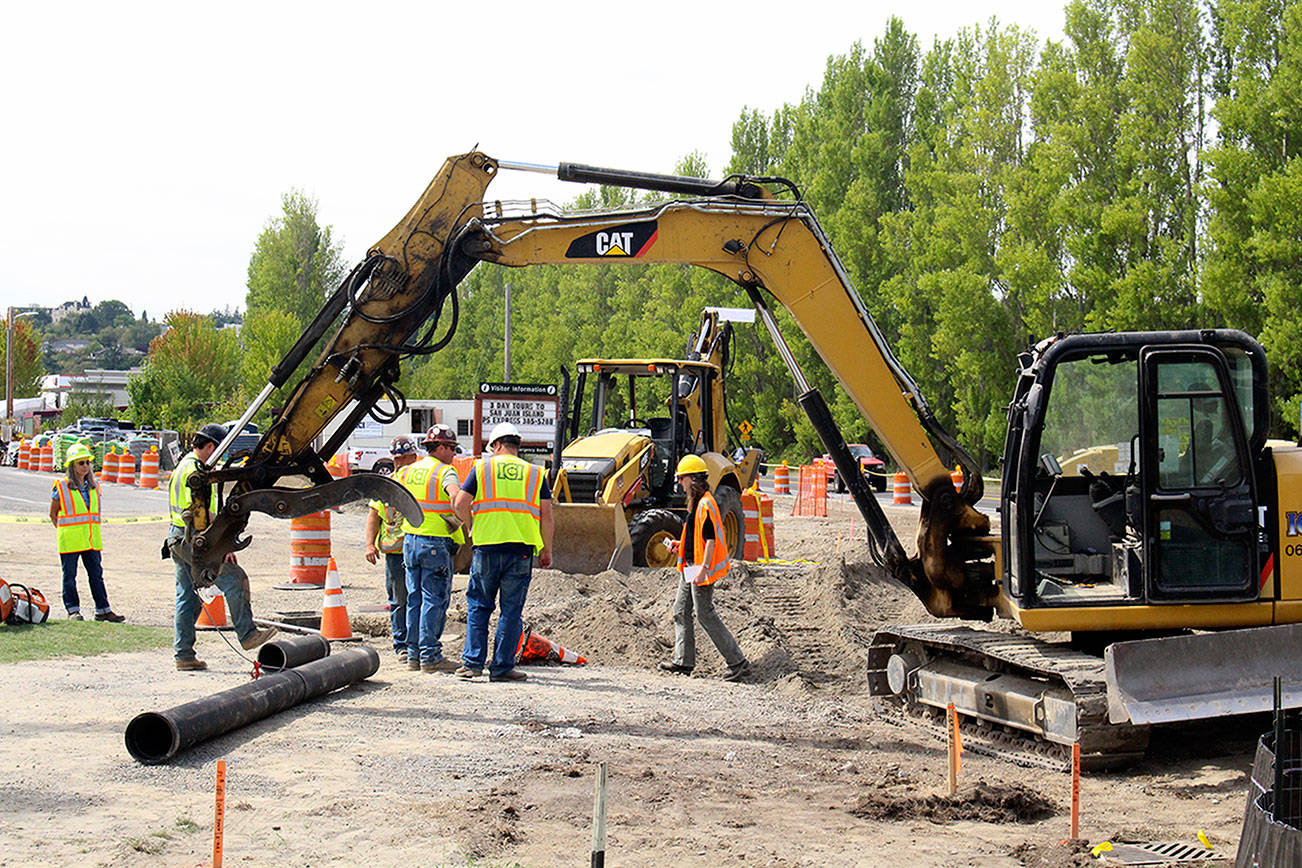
left=550, top=308, right=763, bottom=571
left=177, top=151, right=1302, bottom=769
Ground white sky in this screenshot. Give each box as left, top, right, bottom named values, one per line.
left=1, top=1, right=1065, bottom=319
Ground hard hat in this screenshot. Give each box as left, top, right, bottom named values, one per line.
left=487, top=422, right=521, bottom=446
left=65, top=443, right=94, bottom=467
left=422, top=424, right=458, bottom=448
left=194, top=423, right=228, bottom=449
left=390, top=436, right=416, bottom=455
left=675, top=454, right=709, bottom=477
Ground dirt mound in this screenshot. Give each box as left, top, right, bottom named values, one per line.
left=849, top=774, right=1057, bottom=824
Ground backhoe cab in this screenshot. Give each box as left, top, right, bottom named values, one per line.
left=550, top=311, right=762, bottom=570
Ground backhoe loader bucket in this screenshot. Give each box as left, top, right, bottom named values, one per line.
left=550, top=503, right=634, bottom=575
left=1104, top=623, right=1302, bottom=725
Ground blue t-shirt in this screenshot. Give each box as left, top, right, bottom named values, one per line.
left=460, top=462, right=551, bottom=556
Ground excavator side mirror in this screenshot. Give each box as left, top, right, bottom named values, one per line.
left=1040, top=452, right=1062, bottom=477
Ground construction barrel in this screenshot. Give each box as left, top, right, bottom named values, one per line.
left=951, top=464, right=964, bottom=493
left=892, top=471, right=912, bottom=505
left=138, top=448, right=159, bottom=490
left=287, top=512, right=331, bottom=588
left=18, top=440, right=30, bottom=471
left=742, top=491, right=777, bottom=561
left=773, top=462, right=790, bottom=495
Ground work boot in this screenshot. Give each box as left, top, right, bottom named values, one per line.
left=454, top=665, right=483, bottom=679
left=176, top=658, right=208, bottom=672
left=422, top=659, right=460, bottom=673
left=723, top=660, right=751, bottom=682
left=488, top=669, right=528, bottom=683
left=239, top=627, right=277, bottom=651
left=68, top=612, right=84, bottom=621
left=407, top=657, right=423, bottom=671
left=94, top=611, right=125, bottom=622
left=658, top=661, right=693, bottom=675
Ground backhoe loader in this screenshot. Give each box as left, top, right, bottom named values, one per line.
left=176, top=151, right=1302, bottom=770
left=548, top=309, right=762, bottom=573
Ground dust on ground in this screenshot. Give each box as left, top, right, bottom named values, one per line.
left=0, top=477, right=1259, bottom=866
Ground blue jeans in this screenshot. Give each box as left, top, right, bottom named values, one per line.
left=169, top=527, right=256, bottom=661
left=385, top=551, right=408, bottom=653
left=60, top=549, right=111, bottom=615
left=463, top=547, right=533, bottom=677
left=404, top=535, right=454, bottom=664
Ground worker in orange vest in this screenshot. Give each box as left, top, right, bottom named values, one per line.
left=660, top=455, right=750, bottom=682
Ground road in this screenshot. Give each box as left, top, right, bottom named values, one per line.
left=0, top=466, right=169, bottom=519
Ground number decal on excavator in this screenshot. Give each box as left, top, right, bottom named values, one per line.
left=564, top=221, right=658, bottom=258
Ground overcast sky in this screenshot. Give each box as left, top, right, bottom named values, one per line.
left=2, top=1, right=1066, bottom=319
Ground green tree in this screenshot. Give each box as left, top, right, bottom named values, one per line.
left=2, top=318, right=44, bottom=401
left=246, top=190, right=346, bottom=330
left=238, top=309, right=302, bottom=423
left=127, top=311, right=241, bottom=433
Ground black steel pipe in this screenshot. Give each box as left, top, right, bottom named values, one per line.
left=557, top=162, right=762, bottom=199
left=257, top=634, right=331, bottom=671
left=125, top=646, right=379, bottom=765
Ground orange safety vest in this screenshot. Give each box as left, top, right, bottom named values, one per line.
left=677, top=491, right=729, bottom=586
left=53, top=478, right=103, bottom=554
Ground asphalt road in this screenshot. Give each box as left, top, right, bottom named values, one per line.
left=0, top=466, right=170, bottom=519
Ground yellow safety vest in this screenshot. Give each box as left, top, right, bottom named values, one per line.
left=677, top=491, right=729, bottom=586
left=368, top=499, right=406, bottom=554
left=169, top=453, right=216, bottom=529
left=470, top=455, right=544, bottom=553
left=399, top=457, right=465, bottom=542
left=53, top=478, right=102, bottom=554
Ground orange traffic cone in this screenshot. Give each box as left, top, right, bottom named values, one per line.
left=319, top=557, right=354, bottom=640
left=515, top=622, right=587, bottom=665
left=951, top=464, right=965, bottom=493
left=195, top=589, right=229, bottom=630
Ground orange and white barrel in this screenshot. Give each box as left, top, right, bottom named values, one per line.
left=892, top=471, right=912, bottom=505
left=950, top=465, right=964, bottom=493
left=103, top=451, right=120, bottom=484
left=18, top=440, right=31, bottom=471
left=138, top=448, right=160, bottom=490
left=742, top=491, right=776, bottom=561
left=119, top=451, right=137, bottom=485
left=288, top=512, right=331, bottom=587
left=773, top=462, right=790, bottom=495
left=41, top=443, right=55, bottom=473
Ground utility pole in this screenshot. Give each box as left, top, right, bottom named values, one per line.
left=504, top=282, right=512, bottom=382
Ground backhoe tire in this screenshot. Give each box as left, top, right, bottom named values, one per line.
left=628, top=509, right=683, bottom=568
left=713, top=485, right=747, bottom=562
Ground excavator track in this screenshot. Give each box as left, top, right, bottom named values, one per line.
left=867, top=624, right=1150, bottom=771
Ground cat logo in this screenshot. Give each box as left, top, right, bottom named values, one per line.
left=565, top=221, right=658, bottom=259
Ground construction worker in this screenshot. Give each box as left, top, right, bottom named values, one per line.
left=365, top=436, right=419, bottom=662
left=48, top=443, right=124, bottom=622
left=660, top=454, right=750, bottom=681
left=167, top=423, right=274, bottom=671
left=399, top=424, right=465, bottom=673
left=452, top=422, right=553, bottom=683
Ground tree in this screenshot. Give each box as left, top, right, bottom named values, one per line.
left=238, top=309, right=302, bottom=423
left=246, top=190, right=346, bottom=330
left=2, top=318, right=43, bottom=401
left=127, top=311, right=241, bottom=433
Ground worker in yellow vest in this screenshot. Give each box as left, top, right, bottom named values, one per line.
left=399, top=425, right=466, bottom=673
left=48, top=443, right=124, bottom=622
left=452, top=422, right=554, bottom=683
left=660, top=454, right=750, bottom=681
left=167, top=423, right=275, bottom=671
left=365, top=436, right=420, bottom=663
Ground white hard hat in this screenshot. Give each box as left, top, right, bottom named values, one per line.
left=487, top=422, right=521, bottom=446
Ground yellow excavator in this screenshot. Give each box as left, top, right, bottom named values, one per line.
left=177, top=151, right=1302, bottom=769
left=549, top=309, right=762, bottom=572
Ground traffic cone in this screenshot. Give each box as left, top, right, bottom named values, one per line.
left=515, top=622, right=587, bottom=665
left=195, top=589, right=229, bottom=629
left=951, top=464, right=964, bottom=493
left=319, top=557, right=354, bottom=640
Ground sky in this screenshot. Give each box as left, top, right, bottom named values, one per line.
left=1, top=1, right=1066, bottom=320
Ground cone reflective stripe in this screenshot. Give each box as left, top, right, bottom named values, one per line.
left=773, top=462, right=790, bottom=495
left=139, top=449, right=160, bottom=489
left=319, top=557, right=353, bottom=640
left=892, top=471, right=912, bottom=505
left=742, top=492, right=776, bottom=561
left=515, top=623, right=587, bottom=665
left=196, top=589, right=229, bottom=628
left=950, top=464, right=964, bottom=493
left=287, top=512, right=331, bottom=587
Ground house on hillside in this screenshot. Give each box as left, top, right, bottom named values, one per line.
left=49, top=297, right=92, bottom=323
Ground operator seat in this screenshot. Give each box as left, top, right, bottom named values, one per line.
left=648, top=417, right=673, bottom=490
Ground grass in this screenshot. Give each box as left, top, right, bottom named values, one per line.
left=0, top=620, right=171, bottom=663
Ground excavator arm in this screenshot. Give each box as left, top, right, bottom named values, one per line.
left=184, top=151, right=994, bottom=618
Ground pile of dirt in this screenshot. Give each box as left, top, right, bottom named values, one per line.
left=848, top=767, right=1057, bottom=824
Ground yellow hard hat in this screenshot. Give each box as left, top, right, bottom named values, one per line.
left=65, top=443, right=94, bottom=467
left=675, top=454, right=709, bottom=477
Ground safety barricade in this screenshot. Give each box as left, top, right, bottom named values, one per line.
left=773, top=462, right=790, bottom=495
left=284, top=512, right=331, bottom=589
left=17, top=440, right=30, bottom=471
left=742, top=491, right=777, bottom=561
left=102, top=451, right=120, bottom=484
left=950, top=464, right=964, bottom=493
left=327, top=452, right=350, bottom=480
left=453, top=455, right=476, bottom=483
left=138, top=448, right=160, bottom=489
left=791, top=465, right=827, bottom=517
left=41, top=443, right=55, bottom=473
left=119, top=451, right=137, bottom=486
left=892, top=471, right=912, bottom=505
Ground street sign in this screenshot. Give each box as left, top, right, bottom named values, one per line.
left=474, top=382, right=559, bottom=454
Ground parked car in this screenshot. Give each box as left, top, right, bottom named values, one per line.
left=348, top=445, right=394, bottom=474
left=813, top=443, right=887, bottom=493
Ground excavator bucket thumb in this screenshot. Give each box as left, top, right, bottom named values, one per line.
left=551, top=504, right=633, bottom=575
left=1104, top=623, right=1302, bottom=725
